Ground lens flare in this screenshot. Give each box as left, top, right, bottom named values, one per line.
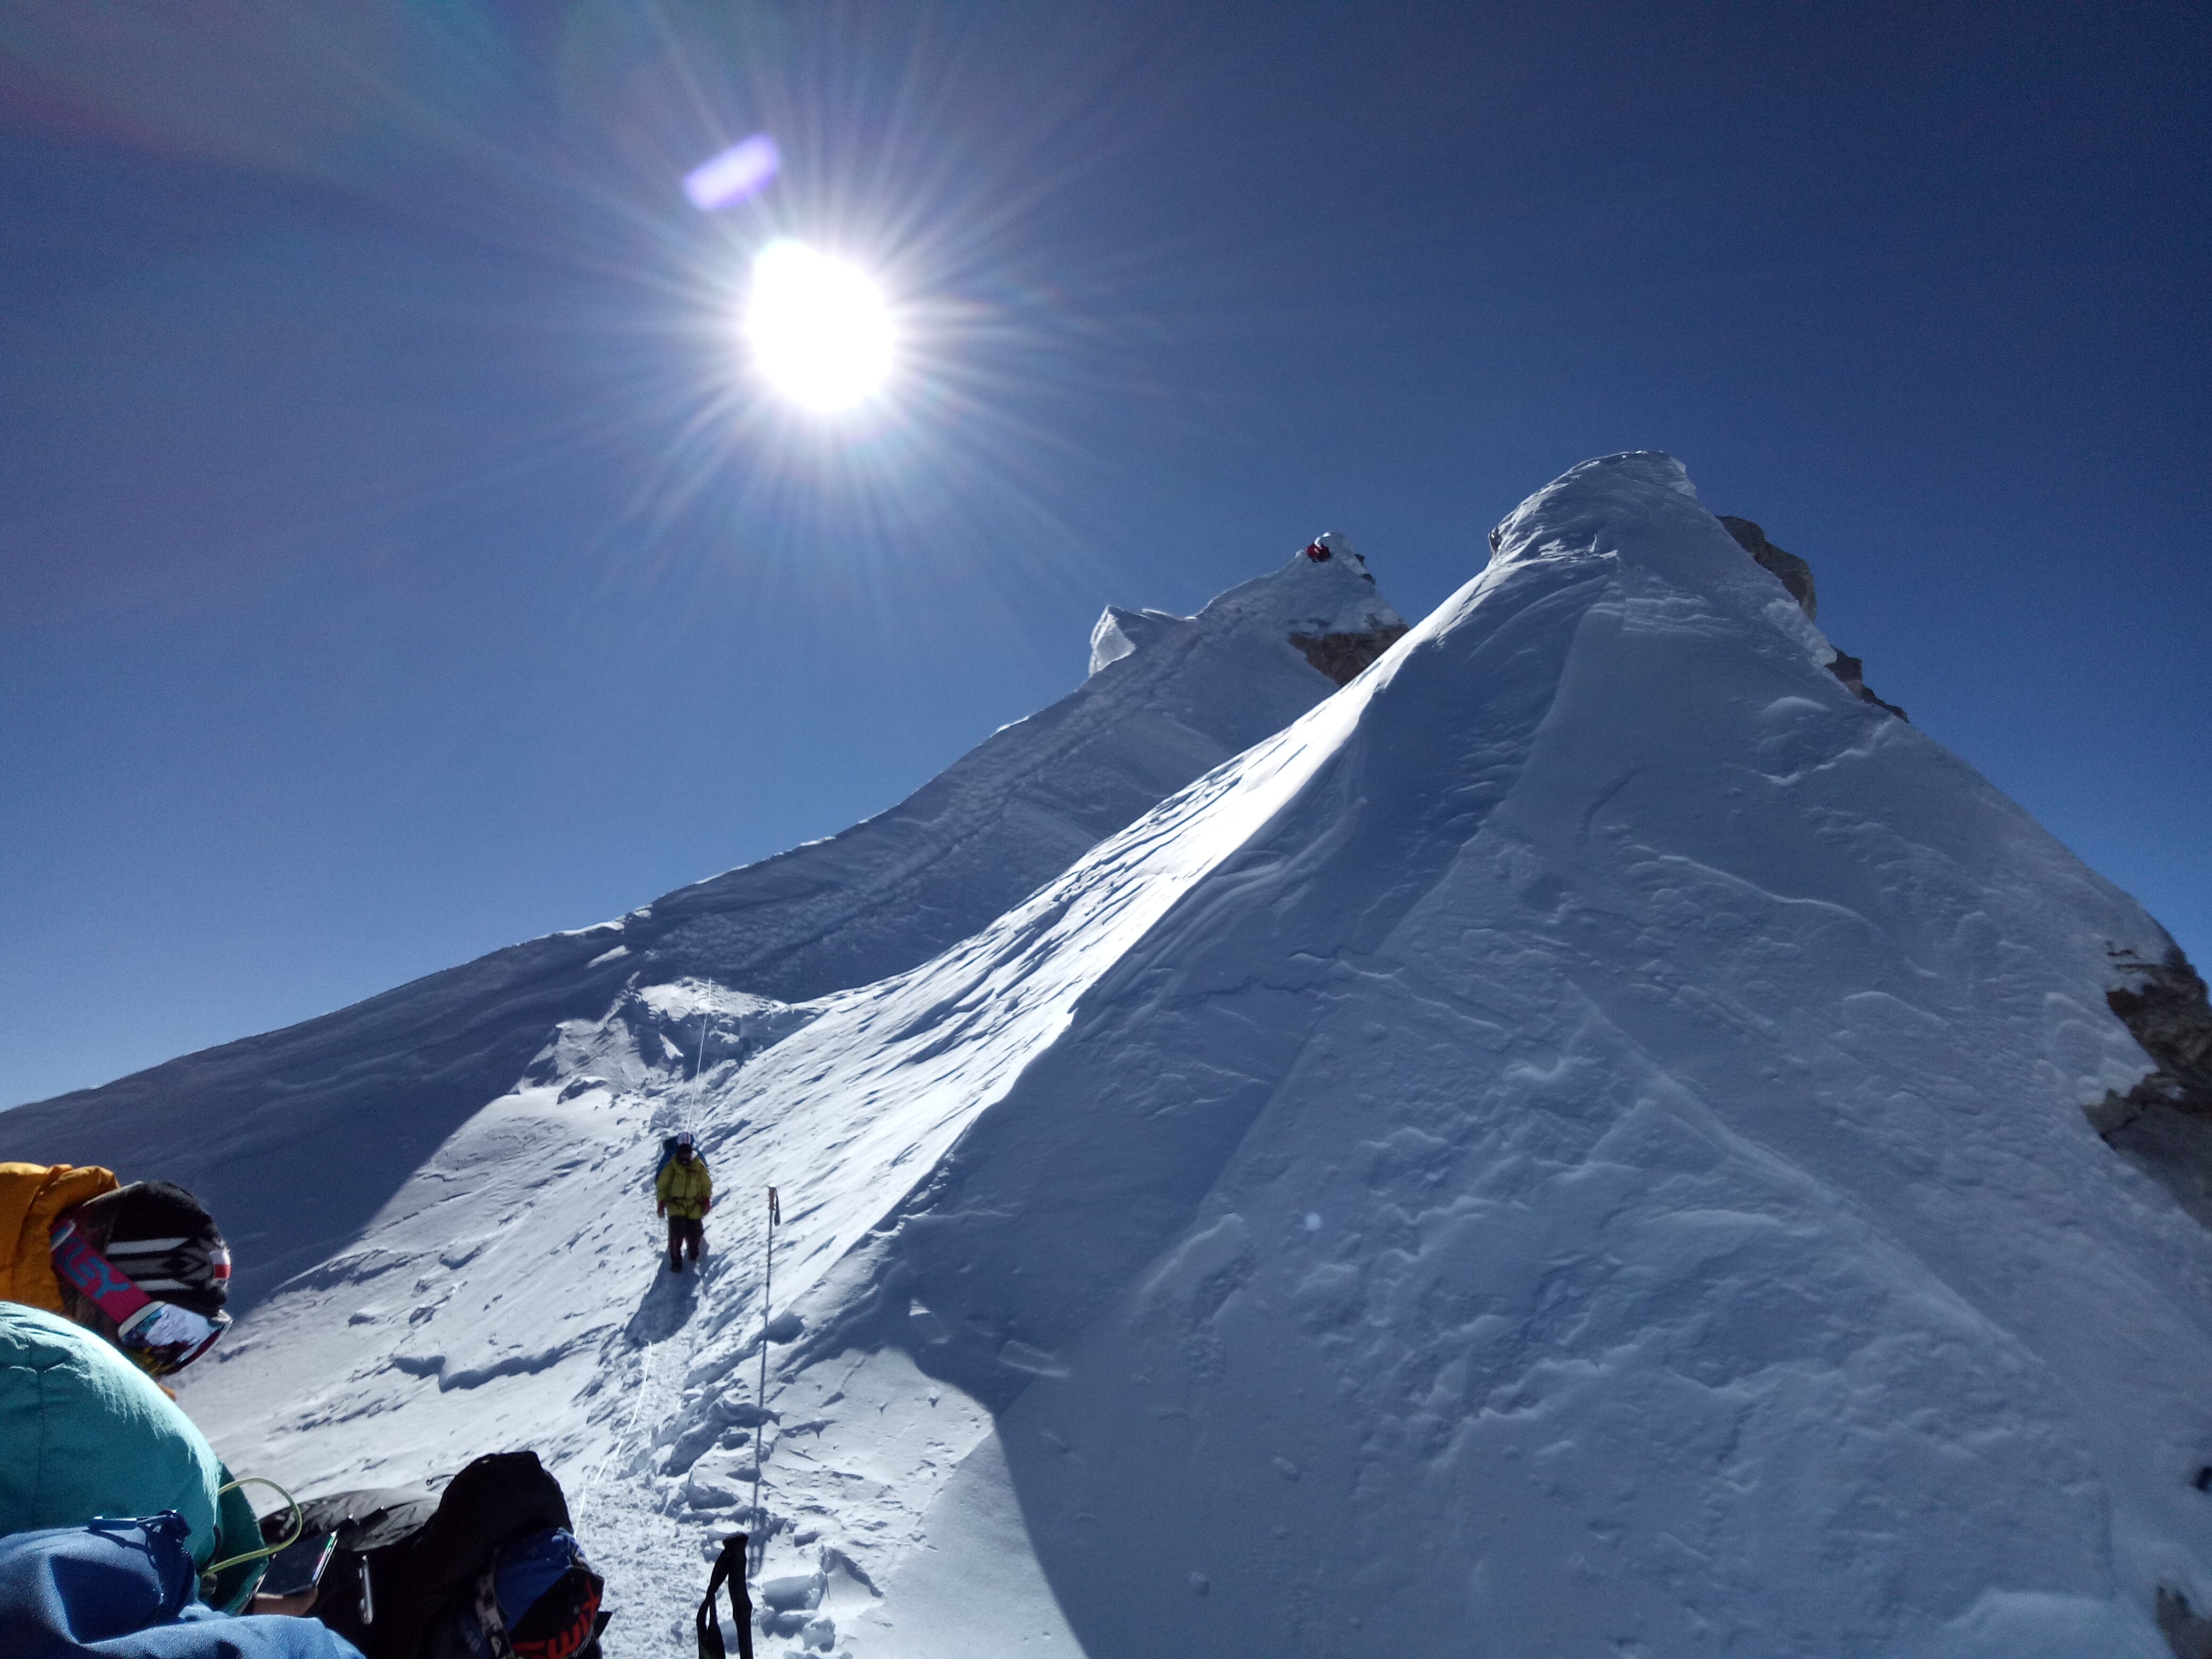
left=744, top=240, right=893, bottom=413
left=684, top=135, right=780, bottom=212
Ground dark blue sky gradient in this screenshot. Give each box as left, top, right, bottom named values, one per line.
left=3, top=2, right=2206, bottom=1106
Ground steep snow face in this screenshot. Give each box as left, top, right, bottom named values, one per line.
left=0, top=551, right=1399, bottom=1302
left=632, top=541, right=1405, bottom=1003
left=155, top=452, right=2212, bottom=1659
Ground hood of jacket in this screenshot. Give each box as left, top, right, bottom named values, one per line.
left=0, top=1303, right=223, bottom=1566
left=1, top=1162, right=119, bottom=1314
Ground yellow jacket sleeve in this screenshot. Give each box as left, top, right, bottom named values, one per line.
left=0, top=1163, right=118, bottom=1313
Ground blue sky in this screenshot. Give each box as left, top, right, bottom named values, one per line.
left=3, top=1, right=2206, bottom=1108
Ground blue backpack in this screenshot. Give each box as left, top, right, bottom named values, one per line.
left=445, top=1529, right=601, bottom=1659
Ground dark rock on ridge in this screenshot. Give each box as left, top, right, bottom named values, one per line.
left=2089, top=944, right=2212, bottom=1233
left=1825, top=651, right=1911, bottom=722
left=1720, top=514, right=1907, bottom=720
left=1287, top=624, right=1411, bottom=687
left=2096, top=945, right=2212, bottom=1124
left=1717, top=515, right=1819, bottom=619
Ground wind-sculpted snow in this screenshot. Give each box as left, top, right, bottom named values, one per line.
left=0, top=548, right=1394, bottom=1305
left=43, top=453, right=2212, bottom=1657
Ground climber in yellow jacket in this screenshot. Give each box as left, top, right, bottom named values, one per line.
left=655, top=1132, right=713, bottom=1273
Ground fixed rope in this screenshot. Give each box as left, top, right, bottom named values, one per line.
left=750, top=1184, right=779, bottom=1577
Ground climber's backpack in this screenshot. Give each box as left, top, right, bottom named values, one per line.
left=655, top=1136, right=683, bottom=1183
left=269, top=1451, right=607, bottom=1659
left=427, top=1524, right=603, bottom=1659
left=267, top=1484, right=435, bottom=1658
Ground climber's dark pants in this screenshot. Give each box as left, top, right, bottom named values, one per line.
left=668, top=1213, right=704, bottom=1269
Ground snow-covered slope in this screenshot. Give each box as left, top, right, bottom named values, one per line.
left=22, top=454, right=2212, bottom=1658
left=0, top=547, right=1401, bottom=1303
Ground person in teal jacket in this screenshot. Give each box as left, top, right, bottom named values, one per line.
left=1, top=1174, right=275, bottom=1612
left=0, top=1301, right=224, bottom=1558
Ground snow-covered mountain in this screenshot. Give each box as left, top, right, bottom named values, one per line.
left=14, top=455, right=2212, bottom=1658
left=0, top=544, right=1403, bottom=1304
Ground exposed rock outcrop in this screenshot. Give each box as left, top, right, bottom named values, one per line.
left=1720, top=513, right=1907, bottom=720
left=1717, top=515, right=1819, bottom=619
left=1280, top=532, right=1410, bottom=684
left=2089, top=944, right=2212, bottom=1231
left=1825, top=651, right=1910, bottom=721
left=1287, top=623, right=1411, bottom=686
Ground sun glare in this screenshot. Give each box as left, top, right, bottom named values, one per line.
left=745, top=240, right=894, bottom=413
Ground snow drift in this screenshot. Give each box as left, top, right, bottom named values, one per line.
left=13, top=454, right=2212, bottom=1658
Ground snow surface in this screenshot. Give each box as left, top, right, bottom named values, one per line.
left=1, top=545, right=1391, bottom=1305
left=14, top=454, right=2212, bottom=1657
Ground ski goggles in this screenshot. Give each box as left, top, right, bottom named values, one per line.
left=50, top=1218, right=232, bottom=1376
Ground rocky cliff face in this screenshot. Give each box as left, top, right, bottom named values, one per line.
left=1823, top=650, right=1910, bottom=720
left=1281, top=532, right=1410, bottom=684
left=1714, top=521, right=2212, bottom=1259
left=1719, top=513, right=1908, bottom=720
left=2090, top=944, right=2212, bottom=1231
left=1716, top=515, right=1819, bottom=617
left=1286, top=623, right=1411, bottom=685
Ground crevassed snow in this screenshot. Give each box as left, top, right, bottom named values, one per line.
left=0, top=546, right=1394, bottom=1306
left=25, top=453, right=2212, bottom=1658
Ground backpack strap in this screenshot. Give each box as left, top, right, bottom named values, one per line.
left=473, top=1564, right=520, bottom=1659
left=694, top=1533, right=753, bottom=1659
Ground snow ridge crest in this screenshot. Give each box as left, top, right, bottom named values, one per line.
left=1088, top=534, right=1404, bottom=676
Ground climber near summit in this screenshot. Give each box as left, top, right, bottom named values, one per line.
left=656, top=1131, right=713, bottom=1273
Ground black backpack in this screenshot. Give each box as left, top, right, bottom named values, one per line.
left=273, top=1451, right=605, bottom=1659
left=270, top=1484, right=436, bottom=1657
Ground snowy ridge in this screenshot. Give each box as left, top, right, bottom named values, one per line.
left=1088, top=533, right=1401, bottom=677
left=0, top=546, right=1395, bottom=1304
left=26, top=454, right=2212, bottom=1657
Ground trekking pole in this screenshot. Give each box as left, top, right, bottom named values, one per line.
left=751, top=1184, right=779, bottom=1575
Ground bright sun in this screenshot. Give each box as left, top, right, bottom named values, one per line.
left=745, top=240, right=893, bottom=413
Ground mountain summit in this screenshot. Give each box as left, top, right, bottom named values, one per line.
left=14, top=456, right=2211, bottom=1658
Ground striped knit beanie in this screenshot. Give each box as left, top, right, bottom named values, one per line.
left=76, top=1179, right=232, bottom=1317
